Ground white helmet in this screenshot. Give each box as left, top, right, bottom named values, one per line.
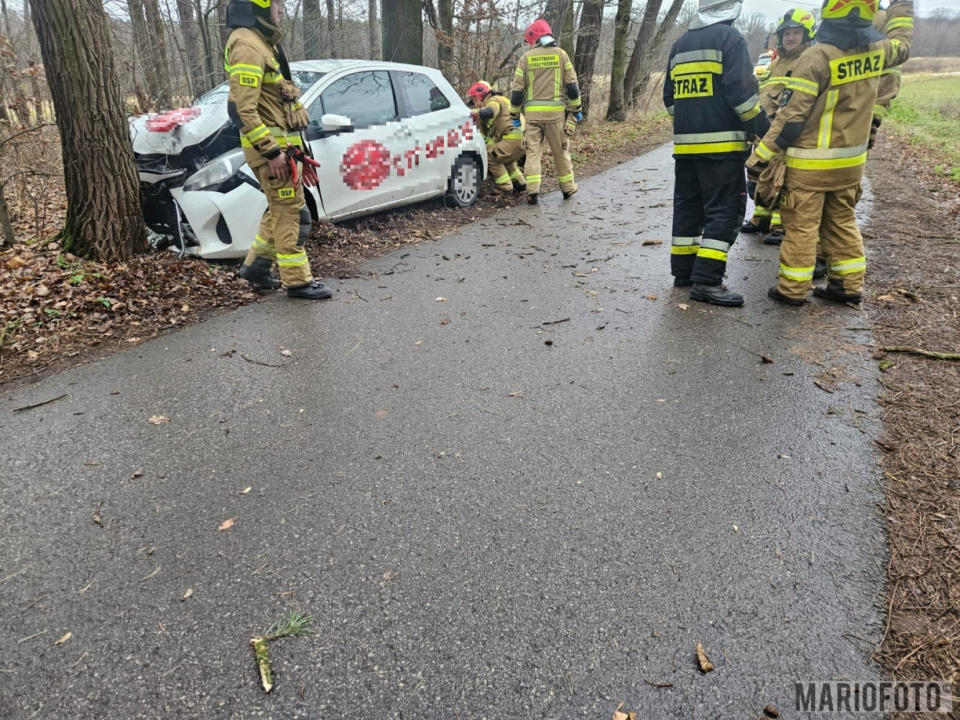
left=690, top=0, right=743, bottom=29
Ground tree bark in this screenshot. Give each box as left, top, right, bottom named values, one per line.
left=144, top=0, right=173, bottom=107
left=437, top=0, right=454, bottom=84
left=605, top=0, right=632, bottom=121
left=176, top=0, right=206, bottom=96
left=544, top=0, right=575, bottom=58
left=302, top=0, right=322, bottom=58
left=628, top=0, right=685, bottom=107
left=325, top=0, right=337, bottom=58
left=573, top=0, right=602, bottom=118
left=381, top=0, right=422, bottom=65
left=621, top=0, right=662, bottom=113
left=368, top=0, right=380, bottom=59
left=28, top=0, right=147, bottom=261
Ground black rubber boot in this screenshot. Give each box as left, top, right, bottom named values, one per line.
left=512, top=180, right=526, bottom=194
left=813, top=281, right=861, bottom=304
left=741, top=218, right=770, bottom=234
left=690, top=283, right=744, bottom=307
left=238, top=257, right=281, bottom=290
left=562, top=187, right=578, bottom=200
left=287, top=280, right=333, bottom=300
left=767, top=286, right=808, bottom=306
left=527, top=193, right=539, bottom=205
left=813, top=256, right=828, bottom=279
left=673, top=276, right=694, bottom=288
left=763, top=229, right=785, bottom=246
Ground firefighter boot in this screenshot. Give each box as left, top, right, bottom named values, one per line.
left=813, top=280, right=862, bottom=305
left=690, top=283, right=744, bottom=307
left=528, top=193, right=539, bottom=205
left=287, top=280, right=334, bottom=300
left=813, top=256, right=828, bottom=279
left=513, top=179, right=526, bottom=194
left=741, top=218, right=770, bottom=234
left=767, top=286, right=809, bottom=306
left=764, top=229, right=785, bottom=245
left=239, top=257, right=281, bottom=290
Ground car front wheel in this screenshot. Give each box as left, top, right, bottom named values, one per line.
left=446, top=155, right=480, bottom=208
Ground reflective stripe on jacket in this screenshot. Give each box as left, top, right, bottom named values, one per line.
left=755, top=2, right=914, bottom=191
left=758, top=43, right=811, bottom=120
left=480, top=95, right=525, bottom=143
left=663, top=21, right=764, bottom=159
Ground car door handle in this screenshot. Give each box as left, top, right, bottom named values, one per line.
left=391, top=127, right=413, bottom=139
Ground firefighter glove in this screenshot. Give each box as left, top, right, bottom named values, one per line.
left=574, top=112, right=583, bottom=123
left=564, top=116, right=577, bottom=137
left=868, top=116, right=882, bottom=151
left=512, top=118, right=521, bottom=128
left=286, top=145, right=321, bottom=188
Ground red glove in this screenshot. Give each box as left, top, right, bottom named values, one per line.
left=285, top=144, right=322, bottom=188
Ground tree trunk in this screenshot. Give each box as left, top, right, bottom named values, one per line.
left=437, top=0, right=454, bottom=84
left=573, top=0, right=602, bottom=118
left=544, top=0, right=575, bottom=58
left=176, top=0, right=206, bottom=96
left=605, top=0, right=632, bottom=121
left=629, top=0, right=685, bottom=107
left=381, top=0, right=422, bottom=65
left=368, top=0, right=380, bottom=59
left=1, top=0, right=11, bottom=40
left=621, top=0, right=662, bottom=113
left=29, top=0, right=147, bottom=261
left=144, top=0, right=172, bottom=107
left=325, top=0, right=337, bottom=58
left=302, top=0, right=322, bottom=58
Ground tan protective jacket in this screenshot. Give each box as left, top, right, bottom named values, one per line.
left=873, top=10, right=903, bottom=121
left=758, top=43, right=811, bottom=120
left=479, top=95, right=525, bottom=144
left=225, top=23, right=304, bottom=168
left=752, top=2, right=914, bottom=191
left=510, top=45, right=579, bottom=124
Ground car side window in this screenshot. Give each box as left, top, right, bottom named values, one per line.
left=397, top=71, right=451, bottom=117
left=315, top=71, right=398, bottom=129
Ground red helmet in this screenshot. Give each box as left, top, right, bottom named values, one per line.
left=465, top=81, right=492, bottom=107
left=524, top=19, right=552, bottom=46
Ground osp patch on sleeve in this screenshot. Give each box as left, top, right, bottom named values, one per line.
left=238, top=73, right=260, bottom=87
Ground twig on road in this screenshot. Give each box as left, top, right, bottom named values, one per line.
left=880, top=346, right=960, bottom=361
left=13, top=394, right=67, bottom=412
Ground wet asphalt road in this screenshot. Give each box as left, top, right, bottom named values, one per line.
left=1, top=144, right=887, bottom=720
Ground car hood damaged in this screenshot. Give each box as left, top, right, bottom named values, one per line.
left=130, top=102, right=235, bottom=159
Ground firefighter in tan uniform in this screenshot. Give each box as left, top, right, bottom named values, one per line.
left=510, top=20, right=581, bottom=205
left=227, top=0, right=331, bottom=300
left=748, top=0, right=913, bottom=305
left=465, top=81, right=527, bottom=194
left=870, top=7, right=904, bottom=150
left=742, top=9, right=815, bottom=246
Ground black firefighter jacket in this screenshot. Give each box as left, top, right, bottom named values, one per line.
left=663, top=20, right=769, bottom=160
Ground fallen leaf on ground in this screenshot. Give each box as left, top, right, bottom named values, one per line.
left=733, top=524, right=739, bottom=532
left=182, top=588, right=194, bottom=601
left=761, top=356, right=774, bottom=364
left=54, top=632, right=72, bottom=646
left=764, top=705, right=780, bottom=718
left=696, top=642, right=714, bottom=672
left=507, top=391, right=523, bottom=397
left=241, top=487, right=252, bottom=494
left=280, top=349, right=292, bottom=357
left=656, top=472, right=662, bottom=479
left=677, top=303, right=689, bottom=311
left=131, top=470, right=143, bottom=479
left=436, top=296, right=446, bottom=302
left=147, top=415, right=170, bottom=425
left=612, top=701, right=637, bottom=720
left=641, top=239, right=663, bottom=246
left=218, top=518, right=236, bottom=531
left=645, top=295, right=658, bottom=301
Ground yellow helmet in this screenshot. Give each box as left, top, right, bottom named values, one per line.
left=776, top=8, right=816, bottom=45
left=821, top=0, right=878, bottom=24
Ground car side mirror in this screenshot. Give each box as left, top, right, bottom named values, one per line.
left=321, top=113, right=354, bottom=134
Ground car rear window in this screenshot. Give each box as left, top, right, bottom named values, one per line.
left=397, top=71, right=451, bottom=116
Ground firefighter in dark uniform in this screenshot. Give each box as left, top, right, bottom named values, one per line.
left=227, top=0, right=331, bottom=299
left=663, top=0, right=770, bottom=307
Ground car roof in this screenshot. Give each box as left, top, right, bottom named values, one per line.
left=289, top=59, right=444, bottom=77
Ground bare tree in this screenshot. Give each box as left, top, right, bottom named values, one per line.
left=302, top=0, right=321, bottom=57
left=368, top=0, right=380, bottom=59
left=544, top=0, right=575, bottom=58
left=573, top=0, right=603, bottom=117
left=176, top=0, right=207, bottom=95
left=605, top=0, right=632, bottom=121
left=627, top=0, right=685, bottom=108
left=381, top=0, right=421, bottom=64
left=29, top=0, right=147, bottom=261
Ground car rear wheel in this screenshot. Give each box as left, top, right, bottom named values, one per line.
left=446, top=155, right=480, bottom=208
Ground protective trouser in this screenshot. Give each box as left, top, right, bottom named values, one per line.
left=487, top=138, right=525, bottom=191
left=777, top=184, right=865, bottom=300
left=671, top=157, right=746, bottom=286
left=244, top=164, right=314, bottom=288
left=750, top=203, right=781, bottom=230
left=524, top=120, right=576, bottom=195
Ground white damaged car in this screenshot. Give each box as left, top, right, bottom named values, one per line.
left=130, top=60, right=488, bottom=259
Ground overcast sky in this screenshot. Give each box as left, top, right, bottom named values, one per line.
left=740, top=0, right=960, bottom=19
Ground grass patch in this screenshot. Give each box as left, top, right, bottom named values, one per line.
left=886, top=74, right=960, bottom=181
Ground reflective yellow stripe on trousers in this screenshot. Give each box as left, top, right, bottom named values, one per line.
left=671, top=236, right=700, bottom=255
left=698, top=238, right=730, bottom=263
left=277, top=251, right=309, bottom=267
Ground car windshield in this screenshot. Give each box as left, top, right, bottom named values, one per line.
left=195, top=70, right=326, bottom=106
